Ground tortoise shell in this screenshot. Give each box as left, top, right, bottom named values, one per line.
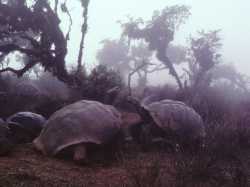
left=144, top=99, right=205, bottom=139
left=33, top=100, right=122, bottom=156
left=7, top=112, right=46, bottom=143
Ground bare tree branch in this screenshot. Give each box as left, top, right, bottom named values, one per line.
left=20, top=35, right=41, bottom=48
left=61, top=0, right=72, bottom=41
left=54, top=0, right=59, bottom=15
left=182, top=67, right=192, bottom=79
left=77, top=0, right=90, bottom=72
left=0, top=59, right=37, bottom=77
left=0, top=1, right=91, bottom=85
left=157, top=50, right=183, bottom=89
left=128, top=62, right=149, bottom=96
left=0, top=67, right=19, bottom=74
left=147, top=64, right=167, bottom=73
left=0, top=44, right=40, bottom=56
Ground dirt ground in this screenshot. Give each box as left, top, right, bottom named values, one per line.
left=0, top=144, right=173, bottom=187
left=0, top=145, right=127, bottom=186
left=1, top=142, right=250, bottom=187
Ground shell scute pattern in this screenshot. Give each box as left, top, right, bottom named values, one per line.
left=145, top=99, right=205, bottom=139
left=34, top=100, right=122, bottom=156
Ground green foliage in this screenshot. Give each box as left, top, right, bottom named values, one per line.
left=121, top=5, right=191, bottom=50
left=167, top=44, right=187, bottom=64
left=184, top=30, right=222, bottom=88
left=120, top=5, right=191, bottom=89
left=0, top=0, right=90, bottom=84
left=190, top=30, right=222, bottom=71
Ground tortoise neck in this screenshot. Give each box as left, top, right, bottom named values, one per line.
left=127, top=97, right=152, bottom=123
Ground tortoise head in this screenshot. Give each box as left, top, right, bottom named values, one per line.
left=7, top=121, right=35, bottom=144
left=125, top=96, right=153, bottom=123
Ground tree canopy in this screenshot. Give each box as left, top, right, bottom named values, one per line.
left=0, top=0, right=90, bottom=84
left=120, top=5, right=191, bottom=89
left=185, top=30, right=222, bottom=88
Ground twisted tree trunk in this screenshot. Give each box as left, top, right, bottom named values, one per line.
left=156, top=50, right=183, bottom=90
left=77, top=0, right=90, bottom=73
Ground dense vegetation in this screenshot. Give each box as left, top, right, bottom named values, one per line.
left=0, top=0, right=250, bottom=186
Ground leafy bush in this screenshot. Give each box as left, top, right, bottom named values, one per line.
left=0, top=74, right=32, bottom=118
left=0, top=72, right=70, bottom=118
left=172, top=117, right=250, bottom=187
left=80, top=65, right=124, bottom=103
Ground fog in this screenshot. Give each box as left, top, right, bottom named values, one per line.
left=66, top=0, right=250, bottom=77
left=2, top=1, right=249, bottom=86
left=2, top=2, right=250, bottom=183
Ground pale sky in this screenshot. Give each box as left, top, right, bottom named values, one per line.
left=65, top=0, right=250, bottom=79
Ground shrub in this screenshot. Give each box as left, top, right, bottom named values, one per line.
left=121, top=153, right=165, bottom=187
left=80, top=65, right=124, bottom=103
left=171, top=114, right=250, bottom=187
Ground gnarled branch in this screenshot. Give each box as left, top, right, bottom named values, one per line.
left=0, top=59, right=37, bottom=77
left=77, top=0, right=90, bottom=72
left=128, top=62, right=150, bottom=96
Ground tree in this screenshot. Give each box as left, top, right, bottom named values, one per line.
left=120, top=5, right=191, bottom=89
left=97, top=39, right=153, bottom=85
left=127, top=41, right=155, bottom=92
left=0, top=0, right=90, bottom=84
left=184, top=30, right=222, bottom=88
left=208, top=64, right=250, bottom=93
left=81, top=65, right=124, bottom=103
left=167, top=44, right=187, bottom=65
left=97, top=38, right=170, bottom=95
left=96, top=39, right=131, bottom=80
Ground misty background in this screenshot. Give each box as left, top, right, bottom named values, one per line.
left=1, top=1, right=250, bottom=185
left=62, top=0, right=250, bottom=86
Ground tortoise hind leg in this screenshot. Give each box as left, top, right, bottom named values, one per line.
left=73, top=144, right=88, bottom=164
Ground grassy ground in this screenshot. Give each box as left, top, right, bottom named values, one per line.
left=0, top=144, right=131, bottom=187
left=1, top=110, right=250, bottom=186
left=0, top=144, right=168, bottom=187
left=1, top=140, right=250, bottom=187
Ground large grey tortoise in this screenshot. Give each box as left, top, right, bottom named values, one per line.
left=33, top=100, right=122, bottom=163
left=7, top=112, right=46, bottom=144
left=127, top=98, right=205, bottom=149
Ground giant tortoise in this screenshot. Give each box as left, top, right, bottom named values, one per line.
left=33, top=100, right=123, bottom=163
left=127, top=98, right=205, bottom=149
left=7, top=112, right=46, bottom=144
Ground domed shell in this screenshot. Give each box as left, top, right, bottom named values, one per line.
left=33, top=100, right=122, bottom=156
left=144, top=99, right=205, bottom=139
left=7, top=112, right=46, bottom=143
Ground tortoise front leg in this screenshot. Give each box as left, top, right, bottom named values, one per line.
left=73, top=143, right=88, bottom=164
